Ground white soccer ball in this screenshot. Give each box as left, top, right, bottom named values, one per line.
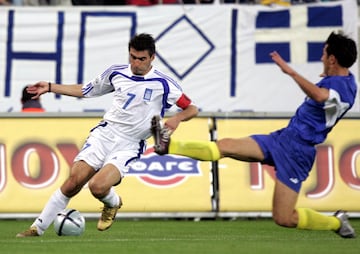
left=53, top=208, right=85, bottom=236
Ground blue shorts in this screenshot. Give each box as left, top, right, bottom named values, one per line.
left=251, top=128, right=316, bottom=193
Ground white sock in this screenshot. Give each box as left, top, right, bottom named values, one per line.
left=100, top=187, right=120, bottom=207
left=32, top=189, right=70, bottom=235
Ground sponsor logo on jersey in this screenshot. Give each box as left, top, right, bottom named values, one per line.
left=128, top=148, right=201, bottom=188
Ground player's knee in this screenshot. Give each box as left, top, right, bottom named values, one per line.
left=217, top=138, right=230, bottom=151
left=88, top=180, right=108, bottom=198
left=273, top=217, right=292, bottom=228
left=61, top=176, right=83, bottom=197
left=272, top=213, right=295, bottom=228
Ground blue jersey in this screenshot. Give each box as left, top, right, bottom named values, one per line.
left=252, top=73, right=357, bottom=192
left=287, top=73, right=357, bottom=145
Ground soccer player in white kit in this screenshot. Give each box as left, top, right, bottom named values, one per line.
left=16, top=33, right=198, bottom=237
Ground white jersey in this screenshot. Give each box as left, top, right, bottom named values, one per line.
left=82, top=64, right=184, bottom=140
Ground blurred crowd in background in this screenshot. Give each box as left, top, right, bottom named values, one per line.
left=0, top=0, right=358, bottom=7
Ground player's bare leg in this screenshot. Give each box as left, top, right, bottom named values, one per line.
left=88, top=164, right=123, bottom=231
left=272, top=179, right=299, bottom=228
left=273, top=179, right=355, bottom=238
left=217, top=137, right=265, bottom=162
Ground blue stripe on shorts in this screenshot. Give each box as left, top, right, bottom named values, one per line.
left=251, top=128, right=316, bottom=193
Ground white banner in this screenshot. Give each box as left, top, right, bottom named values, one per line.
left=0, top=0, right=358, bottom=113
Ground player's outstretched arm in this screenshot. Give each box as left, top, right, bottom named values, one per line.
left=270, top=51, right=329, bottom=103
left=270, top=51, right=296, bottom=76
left=27, top=81, right=84, bottom=99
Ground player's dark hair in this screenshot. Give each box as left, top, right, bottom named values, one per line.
left=128, top=33, right=156, bottom=56
left=325, top=32, right=357, bottom=68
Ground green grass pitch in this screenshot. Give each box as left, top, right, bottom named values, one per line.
left=1, top=218, right=359, bottom=254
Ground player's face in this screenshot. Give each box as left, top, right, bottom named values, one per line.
left=321, top=44, right=336, bottom=76
left=129, top=48, right=154, bottom=76
left=321, top=44, right=330, bottom=76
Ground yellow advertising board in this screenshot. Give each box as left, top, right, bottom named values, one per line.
left=0, top=116, right=211, bottom=213
left=1, top=115, right=359, bottom=213
left=217, top=118, right=360, bottom=212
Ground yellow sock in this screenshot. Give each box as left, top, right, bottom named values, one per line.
left=169, top=139, right=221, bottom=161
left=296, top=208, right=340, bottom=231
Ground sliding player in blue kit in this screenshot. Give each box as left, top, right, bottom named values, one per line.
left=16, top=33, right=198, bottom=237
left=152, top=32, right=357, bottom=238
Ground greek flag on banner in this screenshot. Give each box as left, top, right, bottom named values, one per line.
left=233, top=0, right=359, bottom=113
left=255, top=5, right=343, bottom=64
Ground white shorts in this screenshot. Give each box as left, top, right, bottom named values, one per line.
left=74, top=120, right=147, bottom=178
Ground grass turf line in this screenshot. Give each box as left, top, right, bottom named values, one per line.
left=1, top=219, right=359, bottom=254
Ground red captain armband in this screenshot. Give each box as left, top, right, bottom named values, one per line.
left=176, top=93, right=192, bottom=109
